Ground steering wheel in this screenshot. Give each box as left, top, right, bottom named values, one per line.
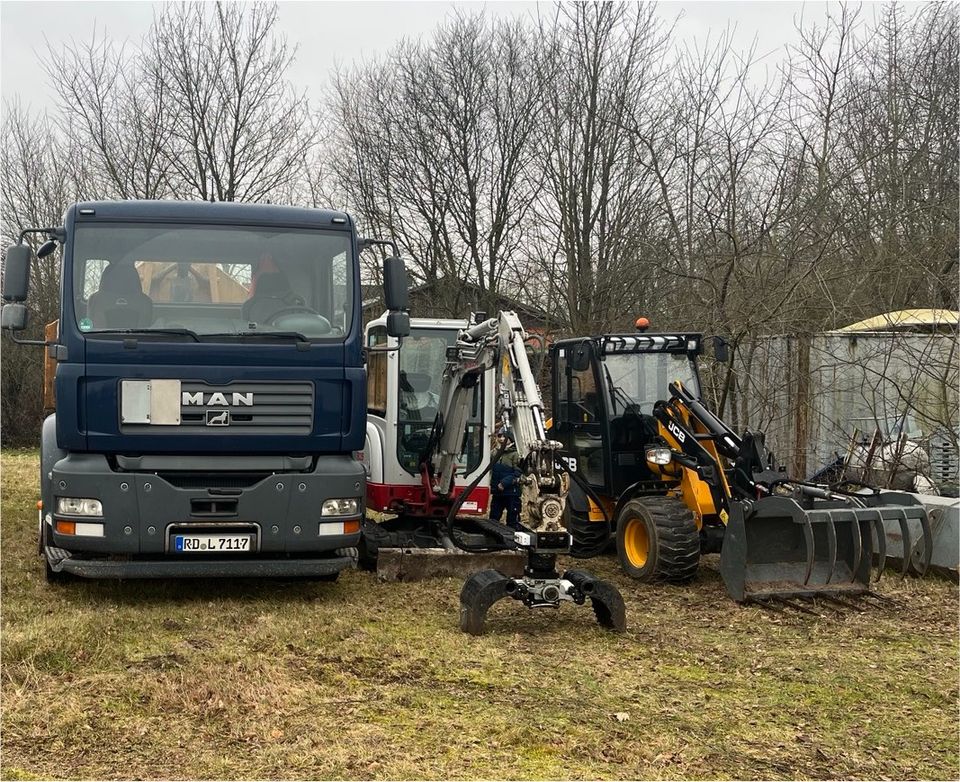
left=266, top=306, right=332, bottom=331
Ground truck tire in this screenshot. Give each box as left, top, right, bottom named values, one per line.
left=616, top=496, right=699, bottom=583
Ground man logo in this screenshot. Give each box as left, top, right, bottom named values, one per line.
left=206, top=410, right=230, bottom=427
left=183, top=391, right=254, bottom=407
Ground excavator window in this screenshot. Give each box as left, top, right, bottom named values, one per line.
left=396, top=330, right=483, bottom=476
left=366, top=325, right=388, bottom=416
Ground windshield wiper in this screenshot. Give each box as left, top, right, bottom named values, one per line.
left=204, top=331, right=310, bottom=343
left=90, top=328, right=201, bottom=342
left=602, top=363, right=640, bottom=412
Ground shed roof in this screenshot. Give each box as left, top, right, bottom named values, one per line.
left=836, top=309, right=960, bottom=333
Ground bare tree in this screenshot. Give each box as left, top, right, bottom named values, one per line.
left=331, top=13, right=543, bottom=314
left=43, top=27, right=173, bottom=199
left=43, top=2, right=317, bottom=203
left=531, top=3, right=670, bottom=333
left=149, top=2, right=318, bottom=201
left=1, top=102, right=90, bottom=444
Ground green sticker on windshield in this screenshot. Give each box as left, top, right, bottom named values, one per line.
left=79, top=317, right=93, bottom=332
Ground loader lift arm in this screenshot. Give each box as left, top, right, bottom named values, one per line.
left=422, top=311, right=625, bottom=634
left=652, top=381, right=933, bottom=603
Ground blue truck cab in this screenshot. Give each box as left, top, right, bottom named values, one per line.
left=2, top=201, right=409, bottom=580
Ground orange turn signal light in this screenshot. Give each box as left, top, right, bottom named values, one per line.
left=55, top=520, right=76, bottom=536
left=343, top=519, right=360, bottom=535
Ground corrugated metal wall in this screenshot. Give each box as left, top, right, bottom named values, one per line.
left=737, top=331, right=959, bottom=490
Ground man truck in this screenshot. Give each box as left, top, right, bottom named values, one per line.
left=1, top=200, right=408, bottom=581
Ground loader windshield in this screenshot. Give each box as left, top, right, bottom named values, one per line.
left=603, top=352, right=700, bottom=416
left=72, top=223, right=354, bottom=340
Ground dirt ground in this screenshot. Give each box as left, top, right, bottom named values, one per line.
left=2, top=448, right=958, bottom=780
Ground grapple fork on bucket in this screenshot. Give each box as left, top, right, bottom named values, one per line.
left=719, top=491, right=932, bottom=603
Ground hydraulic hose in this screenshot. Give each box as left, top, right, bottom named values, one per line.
left=444, top=444, right=516, bottom=554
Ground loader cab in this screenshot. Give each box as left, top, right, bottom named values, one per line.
left=550, top=334, right=704, bottom=496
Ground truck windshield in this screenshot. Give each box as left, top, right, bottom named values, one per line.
left=602, top=352, right=700, bottom=416
left=396, top=330, right=483, bottom=477
left=72, top=223, right=353, bottom=339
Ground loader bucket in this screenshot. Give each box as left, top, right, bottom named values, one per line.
left=719, top=494, right=930, bottom=603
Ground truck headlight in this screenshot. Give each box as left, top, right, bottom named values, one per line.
left=56, top=497, right=103, bottom=516
left=645, top=448, right=673, bottom=466
left=321, top=498, right=359, bottom=517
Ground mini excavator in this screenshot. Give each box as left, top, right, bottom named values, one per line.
left=362, top=311, right=625, bottom=634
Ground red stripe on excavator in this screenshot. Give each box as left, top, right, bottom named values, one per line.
left=366, top=482, right=490, bottom=516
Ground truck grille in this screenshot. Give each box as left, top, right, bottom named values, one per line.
left=179, top=381, right=313, bottom=434
left=120, top=381, right=315, bottom=435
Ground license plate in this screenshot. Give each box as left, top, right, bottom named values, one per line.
left=173, top=533, right=253, bottom=553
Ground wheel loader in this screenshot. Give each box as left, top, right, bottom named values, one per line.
left=549, top=326, right=933, bottom=604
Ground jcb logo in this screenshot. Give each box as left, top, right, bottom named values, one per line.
left=667, top=421, right=686, bottom=444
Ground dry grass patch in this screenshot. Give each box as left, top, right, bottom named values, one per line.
left=2, top=448, right=958, bottom=779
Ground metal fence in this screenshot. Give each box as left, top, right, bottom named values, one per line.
left=735, top=331, right=959, bottom=494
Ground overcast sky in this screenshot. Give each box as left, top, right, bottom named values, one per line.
left=1, top=1, right=843, bottom=114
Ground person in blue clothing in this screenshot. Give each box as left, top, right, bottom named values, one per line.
left=490, top=427, right=523, bottom=530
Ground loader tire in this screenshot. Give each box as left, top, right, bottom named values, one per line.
left=565, top=505, right=611, bottom=557
left=616, top=496, right=699, bottom=583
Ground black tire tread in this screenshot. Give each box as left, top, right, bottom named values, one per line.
left=565, top=506, right=610, bottom=557
left=618, top=496, right=700, bottom=584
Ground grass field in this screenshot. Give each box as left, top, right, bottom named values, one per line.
left=2, top=448, right=957, bottom=780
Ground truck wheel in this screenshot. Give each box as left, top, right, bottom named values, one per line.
left=616, top=496, right=699, bottom=583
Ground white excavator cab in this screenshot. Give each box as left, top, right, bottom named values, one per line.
left=362, top=313, right=495, bottom=521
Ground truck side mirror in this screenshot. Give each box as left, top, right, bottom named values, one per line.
left=383, top=256, right=409, bottom=311
left=3, top=244, right=32, bottom=302
left=37, top=238, right=58, bottom=259
left=386, top=311, right=410, bottom=339
left=1, top=303, right=28, bottom=332
left=713, top=336, right=730, bottom=364
left=383, top=256, right=410, bottom=338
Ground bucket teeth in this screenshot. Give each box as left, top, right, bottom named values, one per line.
left=801, top=514, right=815, bottom=586
left=849, top=517, right=864, bottom=582
left=872, top=516, right=887, bottom=581
left=916, top=510, right=933, bottom=577
left=824, top=511, right=838, bottom=585
left=895, top=509, right=912, bottom=578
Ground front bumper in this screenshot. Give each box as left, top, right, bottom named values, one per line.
left=45, top=452, right=364, bottom=573
left=45, top=543, right=356, bottom=579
